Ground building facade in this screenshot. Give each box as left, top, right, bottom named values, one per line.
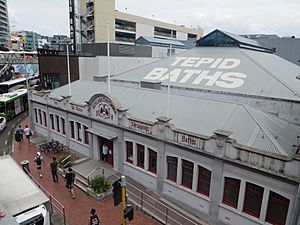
left=73, top=0, right=203, bottom=49
left=0, top=0, right=9, bottom=49
left=31, top=30, right=300, bottom=225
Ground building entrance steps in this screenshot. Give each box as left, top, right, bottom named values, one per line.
left=72, top=159, right=118, bottom=193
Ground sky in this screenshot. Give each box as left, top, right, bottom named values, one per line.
left=7, top=0, right=300, bottom=38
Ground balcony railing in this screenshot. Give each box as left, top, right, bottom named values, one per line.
left=115, top=24, right=136, bottom=32
left=115, top=36, right=135, bottom=43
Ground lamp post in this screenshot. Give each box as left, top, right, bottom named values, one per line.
left=21, top=44, right=33, bottom=129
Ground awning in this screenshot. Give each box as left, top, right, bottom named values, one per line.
left=86, top=128, right=118, bottom=140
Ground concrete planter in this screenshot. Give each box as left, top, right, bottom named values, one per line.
left=87, top=187, right=113, bottom=202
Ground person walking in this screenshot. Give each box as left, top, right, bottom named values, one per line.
left=17, top=125, right=24, bottom=141
left=14, top=130, right=21, bottom=150
left=89, top=208, right=100, bottom=225
left=24, top=125, right=32, bottom=143
left=50, top=157, right=58, bottom=182
left=34, top=152, right=44, bottom=178
left=65, top=167, right=76, bottom=199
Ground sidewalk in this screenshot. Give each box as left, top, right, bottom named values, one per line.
left=12, top=117, right=159, bottom=225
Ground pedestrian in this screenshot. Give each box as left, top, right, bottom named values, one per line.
left=102, top=142, right=108, bottom=162
left=34, top=152, right=44, bottom=178
left=14, top=130, right=21, bottom=150
left=50, top=157, right=58, bottom=182
left=65, top=167, right=76, bottom=199
left=17, top=125, right=24, bottom=141
left=89, top=208, right=100, bottom=225
left=24, top=125, right=32, bottom=143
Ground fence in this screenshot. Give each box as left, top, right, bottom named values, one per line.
left=89, top=166, right=205, bottom=225
left=25, top=169, right=67, bottom=225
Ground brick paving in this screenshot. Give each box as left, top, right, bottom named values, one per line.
left=12, top=117, right=160, bottom=225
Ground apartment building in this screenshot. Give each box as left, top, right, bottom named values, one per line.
left=71, top=0, right=203, bottom=50
left=0, top=0, right=9, bottom=48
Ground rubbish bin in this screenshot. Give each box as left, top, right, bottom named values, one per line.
left=21, top=160, right=30, bottom=174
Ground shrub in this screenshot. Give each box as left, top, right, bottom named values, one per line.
left=58, top=154, right=73, bottom=169
left=90, top=175, right=111, bottom=195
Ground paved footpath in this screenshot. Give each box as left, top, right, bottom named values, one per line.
left=12, top=117, right=159, bottom=225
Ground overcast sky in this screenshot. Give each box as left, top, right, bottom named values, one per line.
left=7, top=0, right=300, bottom=38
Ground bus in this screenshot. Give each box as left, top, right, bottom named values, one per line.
left=0, top=88, right=28, bottom=120
left=0, top=77, right=27, bottom=94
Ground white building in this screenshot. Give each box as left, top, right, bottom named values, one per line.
left=31, top=30, right=300, bottom=225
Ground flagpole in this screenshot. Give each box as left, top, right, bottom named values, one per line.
left=167, top=31, right=173, bottom=117
left=66, top=44, right=71, bottom=96
left=107, top=22, right=111, bottom=94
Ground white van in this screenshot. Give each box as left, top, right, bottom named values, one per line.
left=0, top=156, right=50, bottom=225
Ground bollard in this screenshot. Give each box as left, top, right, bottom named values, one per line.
left=20, top=160, right=30, bottom=174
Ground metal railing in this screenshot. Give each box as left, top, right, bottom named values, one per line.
left=93, top=166, right=204, bottom=225
left=24, top=168, right=67, bottom=225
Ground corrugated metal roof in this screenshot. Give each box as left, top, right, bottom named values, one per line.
left=50, top=80, right=300, bottom=156
left=112, top=47, right=300, bottom=100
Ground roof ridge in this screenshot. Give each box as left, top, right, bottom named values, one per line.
left=243, top=105, right=288, bottom=155
left=240, top=49, right=300, bottom=97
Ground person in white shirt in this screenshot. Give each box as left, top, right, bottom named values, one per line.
left=102, top=143, right=109, bottom=162
left=24, top=125, right=32, bottom=142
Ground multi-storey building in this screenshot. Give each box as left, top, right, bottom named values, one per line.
left=71, top=0, right=203, bottom=51
left=0, top=0, right=9, bottom=49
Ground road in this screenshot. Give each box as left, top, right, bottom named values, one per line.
left=0, top=111, right=28, bottom=156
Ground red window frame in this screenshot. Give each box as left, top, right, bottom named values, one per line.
left=167, top=156, right=178, bottom=182
left=222, top=177, right=241, bottom=209
left=70, top=121, right=75, bottom=139
left=181, top=160, right=194, bottom=189
left=126, top=141, right=133, bottom=164
left=83, top=125, right=89, bottom=144
left=61, top=118, right=66, bottom=135
left=197, top=166, right=211, bottom=196
left=76, top=122, right=81, bottom=141
left=55, top=115, right=60, bottom=132
left=50, top=114, right=54, bottom=130
left=34, top=108, right=38, bottom=123
left=148, top=149, right=157, bottom=174
left=243, top=182, right=264, bottom=218
left=265, top=191, right=290, bottom=225
left=136, top=144, right=144, bottom=168
left=43, top=111, right=47, bottom=126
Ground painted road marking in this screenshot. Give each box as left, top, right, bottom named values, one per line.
left=3, top=151, right=6, bottom=155
left=17, top=118, right=21, bottom=122
left=7, top=131, right=11, bottom=136
left=12, top=124, right=15, bottom=128
left=5, top=140, right=7, bottom=145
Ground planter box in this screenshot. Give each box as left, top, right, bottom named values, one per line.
left=87, top=187, right=113, bottom=202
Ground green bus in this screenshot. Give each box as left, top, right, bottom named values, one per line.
left=0, top=89, right=28, bottom=120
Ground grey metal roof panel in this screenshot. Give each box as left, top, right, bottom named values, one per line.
left=112, top=47, right=300, bottom=100
left=49, top=80, right=300, bottom=156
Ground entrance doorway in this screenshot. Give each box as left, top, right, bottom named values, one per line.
left=98, top=137, right=114, bottom=166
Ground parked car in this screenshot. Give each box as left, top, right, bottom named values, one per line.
left=0, top=116, right=6, bottom=132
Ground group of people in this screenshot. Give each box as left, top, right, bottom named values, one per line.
left=33, top=152, right=77, bottom=199
left=14, top=124, right=32, bottom=149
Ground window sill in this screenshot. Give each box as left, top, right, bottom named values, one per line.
left=124, top=162, right=157, bottom=178
left=164, top=179, right=210, bottom=202
left=219, top=203, right=265, bottom=225
left=70, top=138, right=89, bottom=147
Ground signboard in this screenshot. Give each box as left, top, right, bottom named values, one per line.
left=177, top=132, right=201, bottom=149
left=143, top=57, right=247, bottom=89
left=129, top=120, right=152, bottom=134
left=91, top=95, right=117, bottom=123
left=70, top=104, right=87, bottom=115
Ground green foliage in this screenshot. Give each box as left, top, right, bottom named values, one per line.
left=58, top=154, right=73, bottom=169
left=90, top=175, right=111, bottom=195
